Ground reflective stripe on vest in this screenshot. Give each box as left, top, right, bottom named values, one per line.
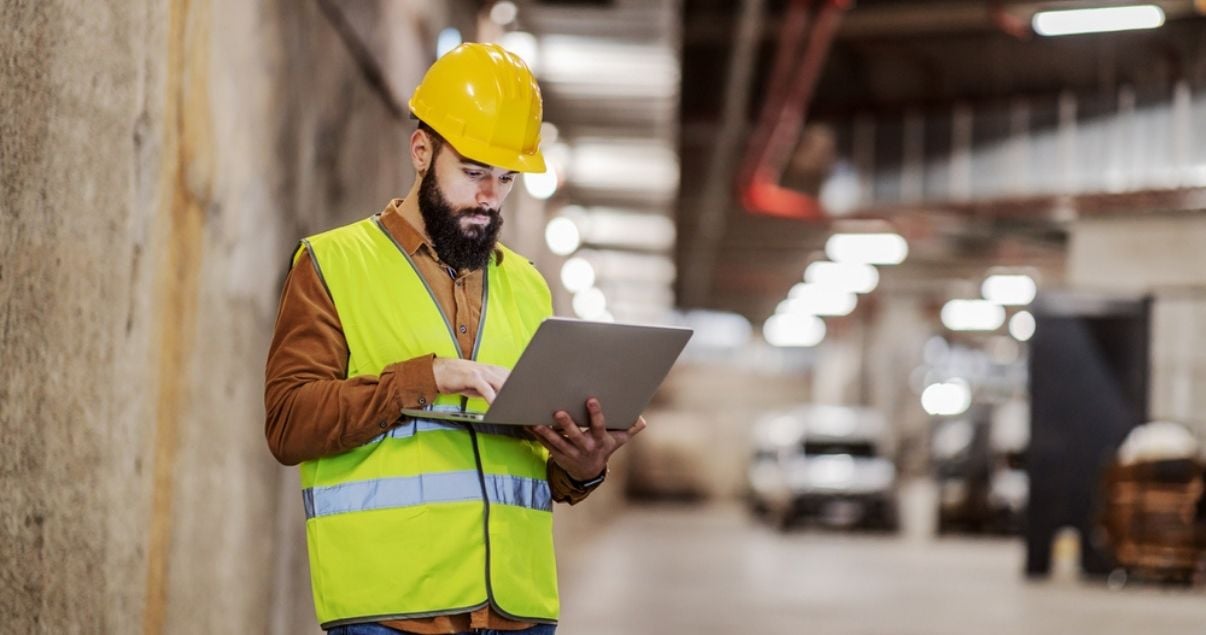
left=296, top=216, right=558, bottom=627
left=303, top=471, right=552, bottom=520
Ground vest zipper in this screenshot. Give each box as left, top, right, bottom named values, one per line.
left=464, top=424, right=498, bottom=611
left=375, top=217, right=546, bottom=619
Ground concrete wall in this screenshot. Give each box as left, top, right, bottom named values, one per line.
left=1068, top=211, right=1206, bottom=438
left=0, top=1, right=438, bottom=631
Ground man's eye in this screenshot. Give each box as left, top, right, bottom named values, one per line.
left=464, top=170, right=483, bottom=179
left=500, top=175, right=515, bottom=184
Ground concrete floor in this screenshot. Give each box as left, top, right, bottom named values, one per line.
left=557, top=502, right=1206, bottom=635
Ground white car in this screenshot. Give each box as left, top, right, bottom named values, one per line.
left=747, top=404, right=899, bottom=531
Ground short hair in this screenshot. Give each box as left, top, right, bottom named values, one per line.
left=416, top=121, right=446, bottom=158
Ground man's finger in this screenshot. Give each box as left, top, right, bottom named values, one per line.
left=474, top=377, right=497, bottom=404
left=629, top=416, right=647, bottom=436
left=554, top=411, right=591, bottom=449
left=531, top=436, right=572, bottom=468
left=586, top=398, right=609, bottom=442
left=485, top=367, right=508, bottom=391
left=532, top=424, right=579, bottom=459
left=610, top=416, right=647, bottom=446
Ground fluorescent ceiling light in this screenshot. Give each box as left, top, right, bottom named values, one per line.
left=805, top=261, right=879, bottom=294
left=569, top=139, right=680, bottom=196
left=577, top=208, right=675, bottom=252
left=941, top=299, right=1006, bottom=332
left=500, top=31, right=539, bottom=73
left=560, top=257, right=595, bottom=293
left=545, top=217, right=581, bottom=256
left=490, top=1, right=518, bottom=26
left=981, top=274, right=1037, bottom=306
left=572, top=287, right=608, bottom=320
left=825, top=233, right=908, bottom=266
left=782, top=283, right=858, bottom=317
left=1032, top=5, right=1164, bottom=37
left=1009, top=310, right=1036, bottom=342
left=539, top=35, right=679, bottom=98
left=922, top=379, right=972, bottom=417
left=523, top=165, right=558, bottom=200
left=764, top=313, right=826, bottom=348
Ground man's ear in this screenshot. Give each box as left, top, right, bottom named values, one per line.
left=410, top=129, right=434, bottom=174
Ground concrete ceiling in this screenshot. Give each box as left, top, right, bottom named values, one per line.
left=674, top=0, right=1206, bottom=321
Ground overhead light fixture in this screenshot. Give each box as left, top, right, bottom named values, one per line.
left=560, top=257, right=595, bottom=293
left=782, top=283, right=858, bottom=317
left=500, top=31, right=539, bottom=72
left=1009, top=310, right=1036, bottom=342
left=941, top=299, right=1006, bottom=332
left=544, top=217, right=581, bottom=256
left=922, top=379, right=972, bottom=416
left=805, top=261, right=879, bottom=294
left=825, top=233, right=908, bottom=266
left=489, top=1, right=519, bottom=26
left=572, top=287, right=608, bottom=320
left=576, top=208, right=675, bottom=252
left=523, top=164, right=558, bottom=200
left=981, top=274, right=1037, bottom=306
left=539, top=35, right=679, bottom=98
left=569, top=139, right=680, bottom=196
left=1032, top=4, right=1164, bottom=37
left=763, top=313, right=827, bottom=348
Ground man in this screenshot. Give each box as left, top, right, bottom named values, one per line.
left=264, top=43, right=643, bottom=634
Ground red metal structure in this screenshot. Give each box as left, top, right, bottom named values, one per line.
left=739, top=0, right=851, bottom=221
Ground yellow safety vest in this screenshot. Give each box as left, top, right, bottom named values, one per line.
left=295, top=216, right=558, bottom=629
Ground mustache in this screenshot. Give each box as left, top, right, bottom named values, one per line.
left=456, top=207, right=500, bottom=219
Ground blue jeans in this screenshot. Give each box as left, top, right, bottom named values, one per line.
left=327, top=623, right=556, bottom=635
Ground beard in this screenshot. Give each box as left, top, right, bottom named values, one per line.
left=418, top=166, right=504, bottom=272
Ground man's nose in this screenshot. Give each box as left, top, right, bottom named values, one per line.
left=476, top=179, right=500, bottom=209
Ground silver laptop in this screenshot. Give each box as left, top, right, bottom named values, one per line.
left=400, top=317, right=693, bottom=430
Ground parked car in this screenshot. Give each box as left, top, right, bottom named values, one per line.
left=747, top=404, right=899, bottom=531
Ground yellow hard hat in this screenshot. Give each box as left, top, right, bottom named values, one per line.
left=409, top=42, right=547, bottom=173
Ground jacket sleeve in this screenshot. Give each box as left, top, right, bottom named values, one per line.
left=264, top=248, right=439, bottom=465
left=548, top=460, right=603, bottom=505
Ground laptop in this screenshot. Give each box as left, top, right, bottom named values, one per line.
left=400, top=317, right=693, bottom=430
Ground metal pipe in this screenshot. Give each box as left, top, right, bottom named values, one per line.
left=739, top=0, right=850, bottom=220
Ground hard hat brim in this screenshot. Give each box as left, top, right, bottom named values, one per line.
left=443, top=131, right=548, bottom=174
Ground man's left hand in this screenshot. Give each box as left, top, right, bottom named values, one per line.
left=529, top=398, right=646, bottom=482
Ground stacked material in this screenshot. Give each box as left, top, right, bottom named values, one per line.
left=1102, top=455, right=1204, bottom=583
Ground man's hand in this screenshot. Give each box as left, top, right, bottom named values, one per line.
left=432, top=358, right=509, bottom=403
left=529, top=398, right=647, bottom=482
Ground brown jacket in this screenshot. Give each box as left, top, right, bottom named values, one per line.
left=265, top=199, right=596, bottom=633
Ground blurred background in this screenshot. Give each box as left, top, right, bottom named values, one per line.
left=5, top=0, right=1206, bottom=633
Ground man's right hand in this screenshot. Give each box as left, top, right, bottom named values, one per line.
left=432, top=358, right=509, bottom=403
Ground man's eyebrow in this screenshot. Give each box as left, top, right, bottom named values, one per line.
left=459, top=157, right=518, bottom=176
